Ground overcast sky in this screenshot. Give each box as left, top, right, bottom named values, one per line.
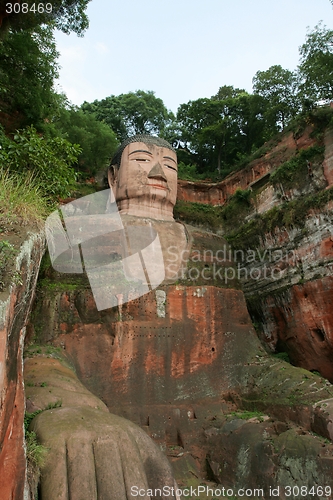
left=54, top=0, right=333, bottom=113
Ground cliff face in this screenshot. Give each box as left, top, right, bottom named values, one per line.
left=177, top=126, right=318, bottom=206
left=177, top=121, right=333, bottom=382
left=0, top=231, right=45, bottom=500
left=242, top=200, right=333, bottom=381
left=238, top=128, right=333, bottom=380
left=28, top=244, right=333, bottom=494
left=251, top=278, right=333, bottom=380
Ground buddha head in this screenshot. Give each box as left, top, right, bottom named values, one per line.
left=108, top=135, right=178, bottom=221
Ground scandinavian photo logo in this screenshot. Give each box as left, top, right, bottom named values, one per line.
left=45, top=188, right=165, bottom=311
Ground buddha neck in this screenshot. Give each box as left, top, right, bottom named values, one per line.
left=116, top=197, right=174, bottom=222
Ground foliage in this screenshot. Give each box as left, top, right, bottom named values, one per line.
left=174, top=200, right=223, bottom=230
left=50, top=107, right=119, bottom=176
left=176, top=86, right=269, bottom=175
left=24, top=401, right=62, bottom=432
left=308, top=105, right=333, bottom=136
left=219, top=189, right=253, bottom=231
left=226, top=186, right=333, bottom=250
left=175, top=189, right=254, bottom=232
left=81, top=90, right=175, bottom=143
left=177, top=162, right=206, bottom=181
left=0, top=0, right=91, bottom=38
left=252, top=65, right=300, bottom=130
left=298, top=22, right=333, bottom=103
left=0, top=25, right=59, bottom=131
left=273, top=352, right=291, bottom=363
left=0, top=126, right=80, bottom=197
left=25, top=430, right=48, bottom=468
left=24, top=399, right=62, bottom=494
left=270, top=145, right=325, bottom=190
left=228, top=410, right=265, bottom=421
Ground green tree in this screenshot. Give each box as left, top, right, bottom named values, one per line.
left=176, top=86, right=268, bottom=175
left=0, top=25, right=59, bottom=131
left=252, top=65, right=300, bottom=130
left=298, top=22, right=333, bottom=103
left=81, top=90, right=174, bottom=143
left=0, top=0, right=91, bottom=38
left=51, top=107, right=119, bottom=176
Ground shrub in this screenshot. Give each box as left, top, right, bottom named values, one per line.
left=0, top=126, right=80, bottom=198
left=177, top=162, right=206, bottom=181
left=270, top=145, right=325, bottom=190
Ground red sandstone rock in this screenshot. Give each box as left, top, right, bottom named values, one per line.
left=323, top=128, right=333, bottom=187
left=47, top=286, right=257, bottom=419
left=0, top=232, right=45, bottom=500
left=177, top=127, right=317, bottom=206
left=255, top=277, right=333, bottom=381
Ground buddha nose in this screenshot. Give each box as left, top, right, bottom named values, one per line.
left=147, top=163, right=167, bottom=182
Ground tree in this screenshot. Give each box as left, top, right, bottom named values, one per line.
left=81, top=90, right=174, bottom=143
left=176, top=86, right=268, bottom=175
left=252, top=65, right=300, bottom=130
left=0, top=0, right=91, bottom=38
left=51, top=107, right=119, bottom=176
left=298, top=22, right=333, bottom=103
left=0, top=25, right=59, bottom=131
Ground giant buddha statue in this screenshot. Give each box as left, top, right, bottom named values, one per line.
left=26, top=135, right=333, bottom=498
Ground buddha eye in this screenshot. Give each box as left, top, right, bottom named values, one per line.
left=135, top=158, right=150, bottom=162
left=165, top=164, right=177, bottom=171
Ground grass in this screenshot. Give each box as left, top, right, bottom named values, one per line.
left=24, top=344, right=62, bottom=359
left=24, top=399, right=62, bottom=496
left=25, top=430, right=48, bottom=469
left=227, top=410, right=265, bottom=422
left=0, top=168, right=52, bottom=225
left=272, top=352, right=290, bottom=363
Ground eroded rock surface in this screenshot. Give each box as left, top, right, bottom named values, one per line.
left=0, top=230, right=44, bottom=500
left=177, top=126, right=317, bottom=206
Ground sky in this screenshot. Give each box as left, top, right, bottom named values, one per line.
left=54, top=0, right=333, bottom=114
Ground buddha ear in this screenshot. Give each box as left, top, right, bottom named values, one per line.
left=108, top=165, right=118, bottom=190
left=108, top=166, right=118, bottom=203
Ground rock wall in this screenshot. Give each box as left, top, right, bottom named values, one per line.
left=28, top=252, right=333, bottom=494
left=323, top=127, right=333, bottom=187
left=0, top=231, right=45, bottom=500
left=236, top=199, right=333, bottom=381
left=177, top=125, right=333, bottom=384
left=177, top=126, right=317, bottom=206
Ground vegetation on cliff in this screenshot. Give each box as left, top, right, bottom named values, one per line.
left=270, top=145, right=325, bottom=190
left=176, top=179, right=333, bottom=251
left=1, top=12, right=333, bottom=208
left=0, top=167, right=50, bottom=225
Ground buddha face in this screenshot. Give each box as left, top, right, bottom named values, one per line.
left=109, top=141, right=178, bottom=220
